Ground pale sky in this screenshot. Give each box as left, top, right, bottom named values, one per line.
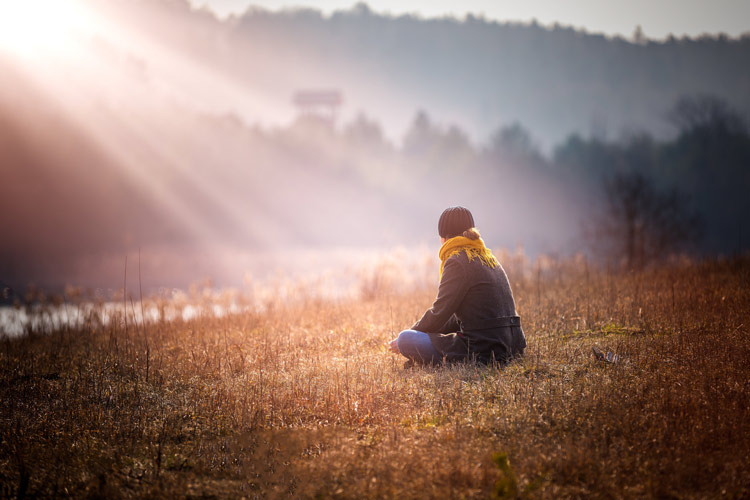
left=192, top=0, right=750, bottom=40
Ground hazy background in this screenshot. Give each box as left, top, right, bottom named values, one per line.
left=199, top=0, right=750, bottom=40
left=0, top=0, right=748, bottom=293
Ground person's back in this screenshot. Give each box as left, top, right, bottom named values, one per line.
left=390, top=206, right=526, bottom=366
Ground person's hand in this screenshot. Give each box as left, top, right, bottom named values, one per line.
left=388, top=338, right=400, bottom=354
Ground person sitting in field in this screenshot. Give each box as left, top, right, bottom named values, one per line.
left=389, top=206, right=526, bottom=366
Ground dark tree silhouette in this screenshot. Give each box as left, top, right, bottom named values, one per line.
left=668, top=94, right=747, bottom=135
left=592, top=171, right=699, bottom=269
left=665, top=95, right=750, bottom=253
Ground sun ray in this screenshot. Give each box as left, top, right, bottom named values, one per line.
left=1, top=0, right=343, bottom=286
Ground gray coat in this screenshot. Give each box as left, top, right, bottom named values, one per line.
left=411, top=252, right=526, bottom=364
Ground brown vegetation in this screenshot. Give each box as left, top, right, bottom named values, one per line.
left=1, top=255, right=749, bottom=498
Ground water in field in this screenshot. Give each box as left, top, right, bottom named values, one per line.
left=0, top=301, right=241, bottom=338
left=0, top=246, right=442, bottom=338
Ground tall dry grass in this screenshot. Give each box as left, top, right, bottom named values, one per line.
left=1, top=255, right=748, bottom=498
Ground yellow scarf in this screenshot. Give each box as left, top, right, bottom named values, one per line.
left=438, top=236, right=499, bottom=278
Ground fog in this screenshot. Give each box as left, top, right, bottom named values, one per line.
left=1, top=0, right=747, bottom=293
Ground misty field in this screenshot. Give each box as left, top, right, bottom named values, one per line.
left=1, top=255, right=748, bottom=499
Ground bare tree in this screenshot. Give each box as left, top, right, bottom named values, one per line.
left=668, top=94, right=746, bottom=136
left=590, top=171, right=699, bottom=269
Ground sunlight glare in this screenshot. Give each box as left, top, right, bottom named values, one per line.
left=0, top=0, right=91, bottom=57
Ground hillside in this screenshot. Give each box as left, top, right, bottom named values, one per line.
left=98, top=1, right=750, bottom=147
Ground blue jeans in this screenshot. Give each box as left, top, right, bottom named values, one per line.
left=397, top=330, right=442, bottom=364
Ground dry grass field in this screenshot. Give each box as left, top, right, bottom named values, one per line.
left=1, top=254, right=749, bottom=499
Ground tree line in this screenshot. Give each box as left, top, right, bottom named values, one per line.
left=336, top=93, right=749, bottom=266
left=96, top=0, right=750, bottom=149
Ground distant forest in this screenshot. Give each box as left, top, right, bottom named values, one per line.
left=1, top=0, right=748, bottom=288
left=102, top=0, right=750, bottom=147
